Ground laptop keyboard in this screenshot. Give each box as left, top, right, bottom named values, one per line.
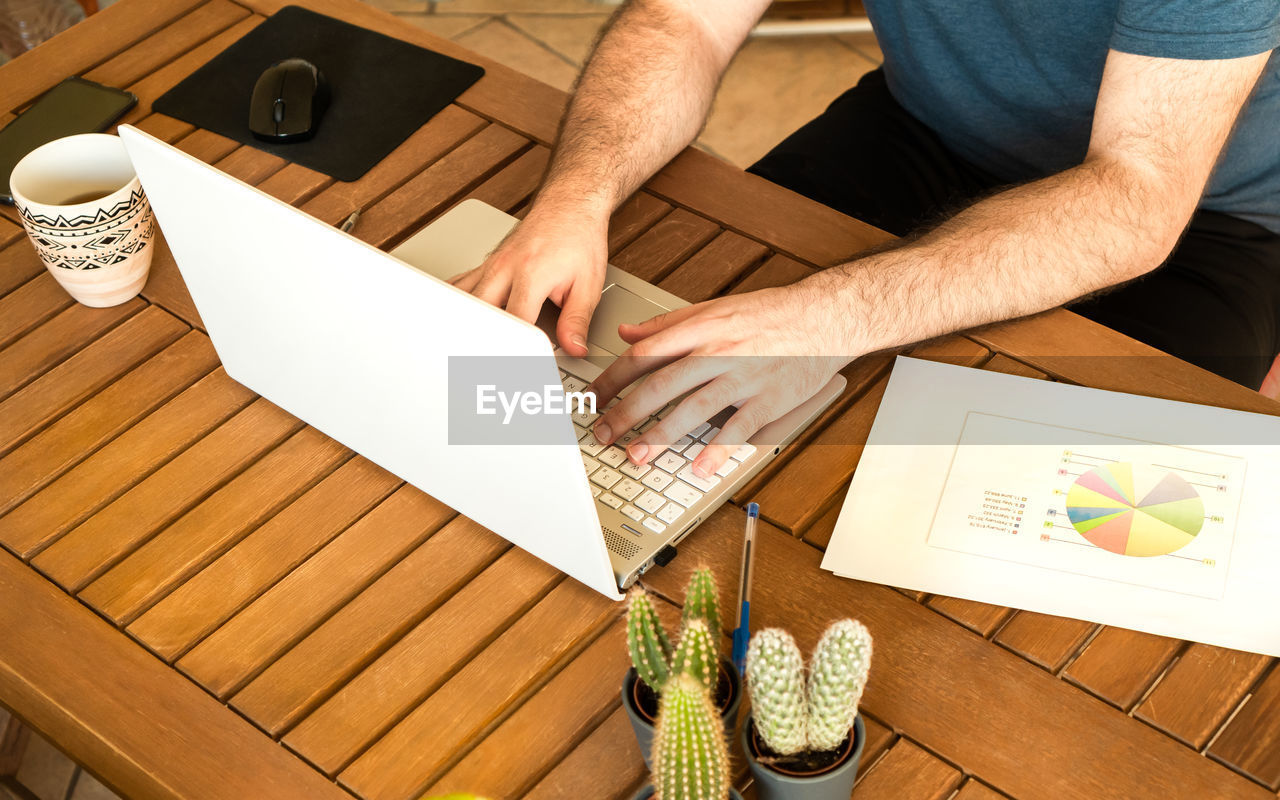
left=560, top=365, right=756, bottom=536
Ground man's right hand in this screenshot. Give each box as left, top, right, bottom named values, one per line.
left=449, top=206, right=608, bottom=357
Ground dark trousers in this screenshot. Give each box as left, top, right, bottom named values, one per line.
left=747, top=70, right=1280, bottom=390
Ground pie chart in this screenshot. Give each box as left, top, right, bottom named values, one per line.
left=1065, top=463, right=1204, bottom=557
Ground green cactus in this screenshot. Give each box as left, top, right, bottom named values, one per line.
left=744, top=628, right=808, bottom=755
left=652, top=673, right=730, bottom=800
left=681, top=567, right=722, bottom=643
left=671, top=618, right=718, bottom=692
left=745, top=619, right=873, bottom=756
left=627, top=588, right=673, bottom=690
left=807, top=619, right=872, bottom=751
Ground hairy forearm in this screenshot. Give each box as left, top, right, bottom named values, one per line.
left=532, top=1, right=735, bottom=221
left=811, top=158, right=1190, bottom=355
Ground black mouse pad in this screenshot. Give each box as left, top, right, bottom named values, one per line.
left=153, top=5, right=484, bottom=181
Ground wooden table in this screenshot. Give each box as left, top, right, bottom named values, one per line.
left=2, top=1, right=1278, bottom=798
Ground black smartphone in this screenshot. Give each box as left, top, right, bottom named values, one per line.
left=0, top=77, right=137, bottom=204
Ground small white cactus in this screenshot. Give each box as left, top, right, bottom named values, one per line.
left=745, top=619, right=872, bottom=755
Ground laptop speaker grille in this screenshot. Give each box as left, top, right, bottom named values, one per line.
left=603, top=527, right=641, bottom=559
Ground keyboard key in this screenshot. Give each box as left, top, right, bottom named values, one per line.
left=643, top=518, right=666, bottom=534
left=669, top=435, right=693, bottom=453
left=654, top=451, right=686, bottom=474
left=636, top=490, right=666, bottom=514
left=732, top=444, right=756, bottom=461
left=572, top=409, right=600, bottom=427
left=615, top=479, right=644, bottom=501
left=579, top=431, right=606, bottom=457
left=684, top=443, right=705, bottom=460
left=573, top=423, right=589, bottom=441
left=699, top=426, right=720, bottom=443
left=715, top=459, right=738, bottom=478
left=559, top=369, right=568, bottom=380
left=677, top=466, right=720, bottom=493
left=563, top=376, right=588, bottom=394
left=689, top=422, right=711, bottom=439
left=642, top=471, right=675, bottom=492
left=620, top=460, right=651, bottom=480
left=599, top=493, right=623, bottom=509
left=621, top=504, right=644, bottom=522
left=590, top=466, right=623, bottom=489
left=617, top=429, right=642, bottom=446
left=657, top=502, right=684, bottom=524
left=663, top=481, right=701, bottom=508
left=590, top=485, right=602, bottom=498
left=582, top=455, right=600, bottom=476
left=639, top=418, right=659, bottom=433
left=599, top=447, right=626, bottom=468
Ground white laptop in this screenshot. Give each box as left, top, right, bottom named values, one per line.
left=119, top=124, right=844, bottom=600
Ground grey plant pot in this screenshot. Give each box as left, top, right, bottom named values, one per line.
left=632, top=787, right=745, bottom=800
left=621, top=659, right=743, bottom=768
left=741, top=713, right=866, bottom=800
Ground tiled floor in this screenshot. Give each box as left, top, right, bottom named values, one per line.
left=1, top=3, right=880, bottom=797
left=387, top=0, right=883, bottom=166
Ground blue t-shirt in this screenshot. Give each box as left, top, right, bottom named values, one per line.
left=863, top=0, right=1280, bottom=234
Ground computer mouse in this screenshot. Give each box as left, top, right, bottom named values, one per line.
left=249, top=58, right=328, bottom=143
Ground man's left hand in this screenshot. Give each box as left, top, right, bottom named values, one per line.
left=587, top=282, right=852, bottom=479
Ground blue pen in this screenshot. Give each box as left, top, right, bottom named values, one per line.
left=732, top=502, right=759, bottom=675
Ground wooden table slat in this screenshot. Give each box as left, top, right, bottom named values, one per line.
left=657, top=230, right=771, bottom=303
left=81, top=0, right=249, bottom=91
left=640, top=507, right=1270, bottom=800
left=993, top=611, right=1098, bottom=673
left=730, top=252, right=817, bottom=295
left=0, top=299, right=144, bottom=403
left=80, top=428, right=352, bottom=624
left=337, top=579, right=617, bottom=800
left=925, top=597, right=1015, bottom=638
left=953, top=779, right=1014, bottom=800
left=282, top=544, right=561, bottom=772
left=849, top=738, right=963, bottom=800
left=607, top=193, right=673, bottom=256
left=611, top=207, right=721, bottom=284
left=230, top=521, right=516, bottom=737
left=424, top=616, right=631, bottom=799
left=358, top=123, right=530, bottom=251
left=0, top=0, right=207, bottom=113
left=176, top=486, right=454, bottom=697
left=0, top=237, right=47, bottom=299
left=0, top=217, right=23, bottom=250
left=0, top=274, right=73, bottom=350
left=0, top=550, right=350, bottom=800
left=1208, top=664, right=1280, bottom=789
left=0, top=305, right=186, bottom=459
left=0, top=332, right=218, bottom=518
left=31, top=396, right=305, bottom=592
left=519, top=706, right=648, bottom=800
left=1133, top=645, right=1272, bottom=749
left=1061, top=627, right=1183, bottom=710
left=0, top=367, right=253, bottom=558
left=127, top=454, right=402, bottom=662
left=968, top=312, right=1280, bottom=416
left=458, top=145, right=551, bottom=214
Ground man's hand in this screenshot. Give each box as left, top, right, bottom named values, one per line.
left=449, top=206, right=607, bottom=356
left=587, top=282, right=851, bottom=479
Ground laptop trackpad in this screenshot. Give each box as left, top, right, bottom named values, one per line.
left=589, top=284, right=671, bottom=356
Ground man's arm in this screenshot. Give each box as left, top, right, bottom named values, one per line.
left=451, top=0, right=769, bottom=353
left=591, top=49, right=1271, bottom=477
left=811, top=48, right=1270, bottom=354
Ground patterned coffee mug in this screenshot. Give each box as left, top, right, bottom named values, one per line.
left=10, top=133, right=156, bottom=307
